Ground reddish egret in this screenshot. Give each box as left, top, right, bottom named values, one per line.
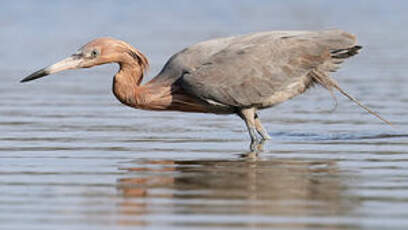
left=21, top=29, right=391, bottom=144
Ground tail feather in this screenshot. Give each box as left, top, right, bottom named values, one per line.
left=331, top=45, right=362, bottom=59
left=311, top=70, right=393, bottom=126
left=332, top=83, right=393, bottom=126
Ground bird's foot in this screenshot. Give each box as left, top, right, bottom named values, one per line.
left=249, top=138, right=265, bottom=153
left=259, top=131, right=272, bottom=140
left=255, top=126, right=271, bottom=140
left=249, top=139, right=257, bottom=152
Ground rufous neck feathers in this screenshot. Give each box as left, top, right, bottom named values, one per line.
left=112, top=47, right=149, bottom=106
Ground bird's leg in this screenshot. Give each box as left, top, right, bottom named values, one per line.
left=254, top=113, right=271, bottom=140
left=238, top=108, right=258, bottom=146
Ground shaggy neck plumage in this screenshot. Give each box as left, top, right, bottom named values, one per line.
left=112, top=58, right=145, bottom=107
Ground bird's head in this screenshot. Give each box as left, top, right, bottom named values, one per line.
left=20, top=37, right=148, bottom=83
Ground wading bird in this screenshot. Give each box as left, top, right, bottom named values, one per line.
left=21, top=29, right=391, bottom=147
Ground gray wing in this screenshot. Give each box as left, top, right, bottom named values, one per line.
left=156, top=29, right=357, bottom=108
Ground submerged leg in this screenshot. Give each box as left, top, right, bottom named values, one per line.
left=254, top=113, right=271, bottom=140
left=238, top=107, right=258, bottom=144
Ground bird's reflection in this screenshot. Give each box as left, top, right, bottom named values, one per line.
left=116, top=147, right=359, bottom=228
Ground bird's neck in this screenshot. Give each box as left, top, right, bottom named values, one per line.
left=112, top=62, right=145, bottom=107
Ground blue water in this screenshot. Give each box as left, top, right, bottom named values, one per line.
left=1, top=1, right=408, bottom=229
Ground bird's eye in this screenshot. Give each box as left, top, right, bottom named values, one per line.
left=90, top=49, right=99, bottom=58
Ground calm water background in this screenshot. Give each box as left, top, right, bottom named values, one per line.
left=1, top=1, right=408, bottom=229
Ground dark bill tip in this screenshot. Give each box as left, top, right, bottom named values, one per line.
left=20, top=69, right=50, bottom=83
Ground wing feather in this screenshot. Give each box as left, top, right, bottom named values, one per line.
left=156, top=29, right=357, bottom=108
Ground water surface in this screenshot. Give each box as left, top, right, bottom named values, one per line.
left=1, top=1, right=408, bottom=229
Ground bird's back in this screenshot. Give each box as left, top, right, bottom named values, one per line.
left=155, top=30, right=355, bottom=77
left=152, top=29, right=358, bottom=110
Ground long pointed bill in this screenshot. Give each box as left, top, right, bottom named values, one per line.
left=20, top=56, right=82, bottom=83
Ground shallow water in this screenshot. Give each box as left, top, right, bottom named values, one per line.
left=1, top=1, right=408, bottom=229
